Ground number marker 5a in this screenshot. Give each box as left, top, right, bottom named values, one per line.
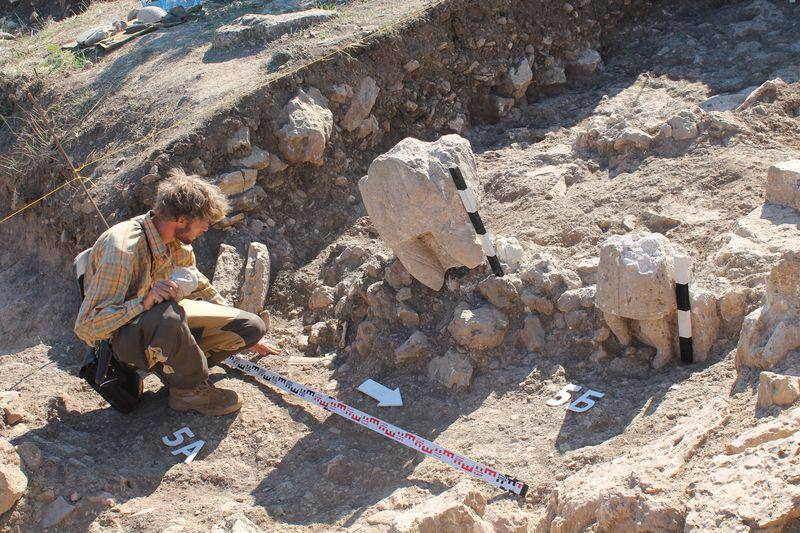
left=162, top=426, right=205, bottom=463
left=546, top=384, right=604, bottom=412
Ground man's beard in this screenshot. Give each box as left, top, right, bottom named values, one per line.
left=174, top=228, right=194, bottom=244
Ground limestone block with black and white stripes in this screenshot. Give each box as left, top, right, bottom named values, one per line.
left=358, top=135, right=485, bottom=291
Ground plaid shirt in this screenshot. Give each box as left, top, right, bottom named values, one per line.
left=74, top=212, right=226, bottom=345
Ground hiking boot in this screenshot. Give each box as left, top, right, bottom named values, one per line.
left=168, top=381, right=242, bottom=416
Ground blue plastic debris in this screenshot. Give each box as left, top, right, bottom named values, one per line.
left=141, top=0, right=202, bottom=10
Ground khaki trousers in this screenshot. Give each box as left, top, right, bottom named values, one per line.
left=112, top=299, right=266, bottom=389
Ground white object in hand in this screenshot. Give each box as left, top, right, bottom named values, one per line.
left=171, top=267, right=198, bottom=301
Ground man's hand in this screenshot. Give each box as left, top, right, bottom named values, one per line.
left=251, top=337, right=281, bottom=356
left=143, top=280, right=180, bottom=311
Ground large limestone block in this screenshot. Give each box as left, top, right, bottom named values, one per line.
left=757, top=371, right=800, bottom=408
left=0, top=438, right=27, bottom=514
left=359, top=135, right=484, bottom=290
left=596, top=232, right=677, bottom=320
left=239, top=242, right=271, bottom=314
left=276, top=88, right=333, bottom=166
left=212, top=244, right=245, bottom=306
left=736, top=251, right=800, bottom=370
left=766, top=159, right=800, bottom=211
left=596, top=232, right=694, bottom=368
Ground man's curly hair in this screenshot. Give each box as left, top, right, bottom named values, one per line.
left=153, top=168, right=229, bottom=223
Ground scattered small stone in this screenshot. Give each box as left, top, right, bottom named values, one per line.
left=40, top=496, right=75, bottom=529
left=324, top=455, right=353, bottom=483
left=403, top=60, right=420, bottom=73
left=521, top=290, right=554, bottom=315
left=309, top=286, right=335, bottom=310
left=396, top=303, right=420, bottom=328
left=385, top=259, right=413, bottom=289
left=766, top=160, right=800, bottom=211
left=232, top=146, right=270, bottom=170
left=521, top=315, right=546, bottom=352
left=477, top=275, right=520, bottom=310
left=239, top=242, right=271, bottom=314
left=428, top=350, right=474, bottom=390
left=277, top=87, right=333, bottom=166
left=86, top=492, right=115, bottom=506
left=226, top=126, right=251, bottom=154
left=668, top=110, right=699, bottom=141
left=494, top=236, right=524, bottom=272
left=757, top=371, right=800, bottom=408
left=396, top=287, right=412, bottom=302
left=341, top=77, right=380, bottom=132
left=508, top=58, right=533, bottom=98
left=395, top=331, right=430, bottom=363
left=329, top=84, right=352, bottom=104
left=17, top=442, right=42, bottom=470
left=448, top=306, right=508, bottom=350
left=0, top=391, right=24, bottom=425
left=355, top=320, right=378, bottom=356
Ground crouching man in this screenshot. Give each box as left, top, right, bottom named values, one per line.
left=74, top=169, right=279, bottom=416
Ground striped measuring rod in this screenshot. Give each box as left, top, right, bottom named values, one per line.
left=224, top=355, right=528, bottom=497
left=673, top=253, right=693, bottom=364
left=448, top=166, right=504, bottom=278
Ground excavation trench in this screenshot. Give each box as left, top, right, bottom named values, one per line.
left=1, top=0, right=797, bottom=529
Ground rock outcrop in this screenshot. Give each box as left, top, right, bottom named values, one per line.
left=686, top=407, right=800, bottom=531
left=211, top=10, right=336, bottom=52
left=539, top=398, right=729, bottom=532
left=364, top=482, right=490, bottom=531
left=736, top=251, right=800, bottom=370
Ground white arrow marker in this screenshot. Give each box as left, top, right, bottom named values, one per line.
left=357, top=379, right=403, bottom=407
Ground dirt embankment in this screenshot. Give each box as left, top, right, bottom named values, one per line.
left=0, top=0, right=96, bottom=27
left=0, top=0, right=654, bottom=272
